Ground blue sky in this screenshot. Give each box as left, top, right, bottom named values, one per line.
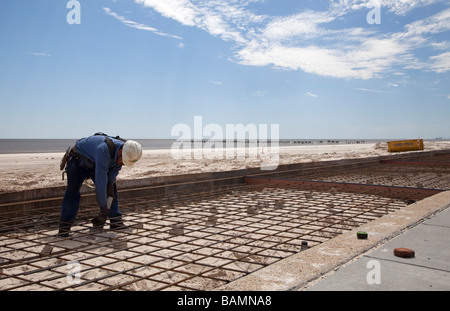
left=0, top=0, right=449, bottom=139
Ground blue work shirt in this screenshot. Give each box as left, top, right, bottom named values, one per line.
left=74, top=135, right=124, bottom=209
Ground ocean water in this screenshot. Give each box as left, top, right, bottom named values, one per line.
left=0, top=138, right=385, bottom=154
left=0, top=139, right=176, bottom=154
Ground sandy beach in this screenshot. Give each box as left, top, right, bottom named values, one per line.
left=1, top=141, right=449, bottom=194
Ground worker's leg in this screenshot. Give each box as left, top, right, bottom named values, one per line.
left=108, top=183, right=130, bottom=230
left=59, top=157, right=88, bottom=236
left=87, top=172, right=108, bottom=228
left=108, top=183, right=123, bottom=224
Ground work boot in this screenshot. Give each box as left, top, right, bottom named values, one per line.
left=110, top=220, right=130, bottom=231
left=57, top=227, right=70, bottom=238
left=57, top=221, right=72, bottom=238
left=91, top=214, right=107, bottom=228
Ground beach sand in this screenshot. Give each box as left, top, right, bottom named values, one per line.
left=1, top=140, right=449, bottom=194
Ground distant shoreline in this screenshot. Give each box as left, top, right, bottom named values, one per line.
left=1, top=138, right=443, bottom=154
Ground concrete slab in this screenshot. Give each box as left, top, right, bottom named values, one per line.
left=307, top=256, right=450, bottom=291
left=369, top=223, right=450, bottom=271
left=422, top=205, right=450, bottom=227
left=306, top=204, right=450, bottom=291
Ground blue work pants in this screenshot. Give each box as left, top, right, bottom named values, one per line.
left=59, top=156, right=122, bottom=230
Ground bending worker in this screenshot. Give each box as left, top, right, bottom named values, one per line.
left=58, top=134, right=142, bottom=237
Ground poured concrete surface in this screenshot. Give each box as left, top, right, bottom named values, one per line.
left=305, top=206, right=450, bottom=291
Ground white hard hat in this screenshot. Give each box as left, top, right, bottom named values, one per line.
left=122, top=140, right=142, bottom=166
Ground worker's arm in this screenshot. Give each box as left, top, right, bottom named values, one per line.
left=107, top=166, right=121, bottom=188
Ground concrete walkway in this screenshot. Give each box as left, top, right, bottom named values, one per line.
left=305, top=205, right=450, bottom=291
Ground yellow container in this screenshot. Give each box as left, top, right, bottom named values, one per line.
left=388, top=139, right=424, bottom=152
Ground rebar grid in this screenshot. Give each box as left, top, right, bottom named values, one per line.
left=274, top=162, right=450, bottom=190
left=0, top=182, right=413, bottom=291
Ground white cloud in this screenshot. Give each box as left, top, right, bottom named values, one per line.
left=238, top=7, right=450, bottom=79
left=261, top=11, right=334, bottom=41
left=387, top=82, right=398, bottom=87
left=103, top=7, right=182, bottom=39
left=237, top=44, right=371, bottom=79
left=430, top=41, right=450, bottom=50
left=382, top=0, right=445, bottom=15
left=210, top=80, right=223, bottom=85
left=330, top=0, right=445, bottom=16
left=135, top=0, right=199, bottom=27
left=356, top=88, right=384, bottom=93
left=403, top=8, right=450, bottom=36
left=305, top=91, right=318, bottom=97
left=252, top=90, right=266, bottom=96
left=135, top=0, right=263, bottom=44
left=27, top=52, right=51, bottom=57
left=134, top=0, right=450, bottom=79
left=428, top=52, right=450, bottom=73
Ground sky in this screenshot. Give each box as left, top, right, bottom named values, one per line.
left=0, top=0, right=449, bottom=139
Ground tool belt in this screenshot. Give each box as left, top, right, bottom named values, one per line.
left=60, top=146, right=73, bottom=171
left=60, top=146, right=95, bottom=180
